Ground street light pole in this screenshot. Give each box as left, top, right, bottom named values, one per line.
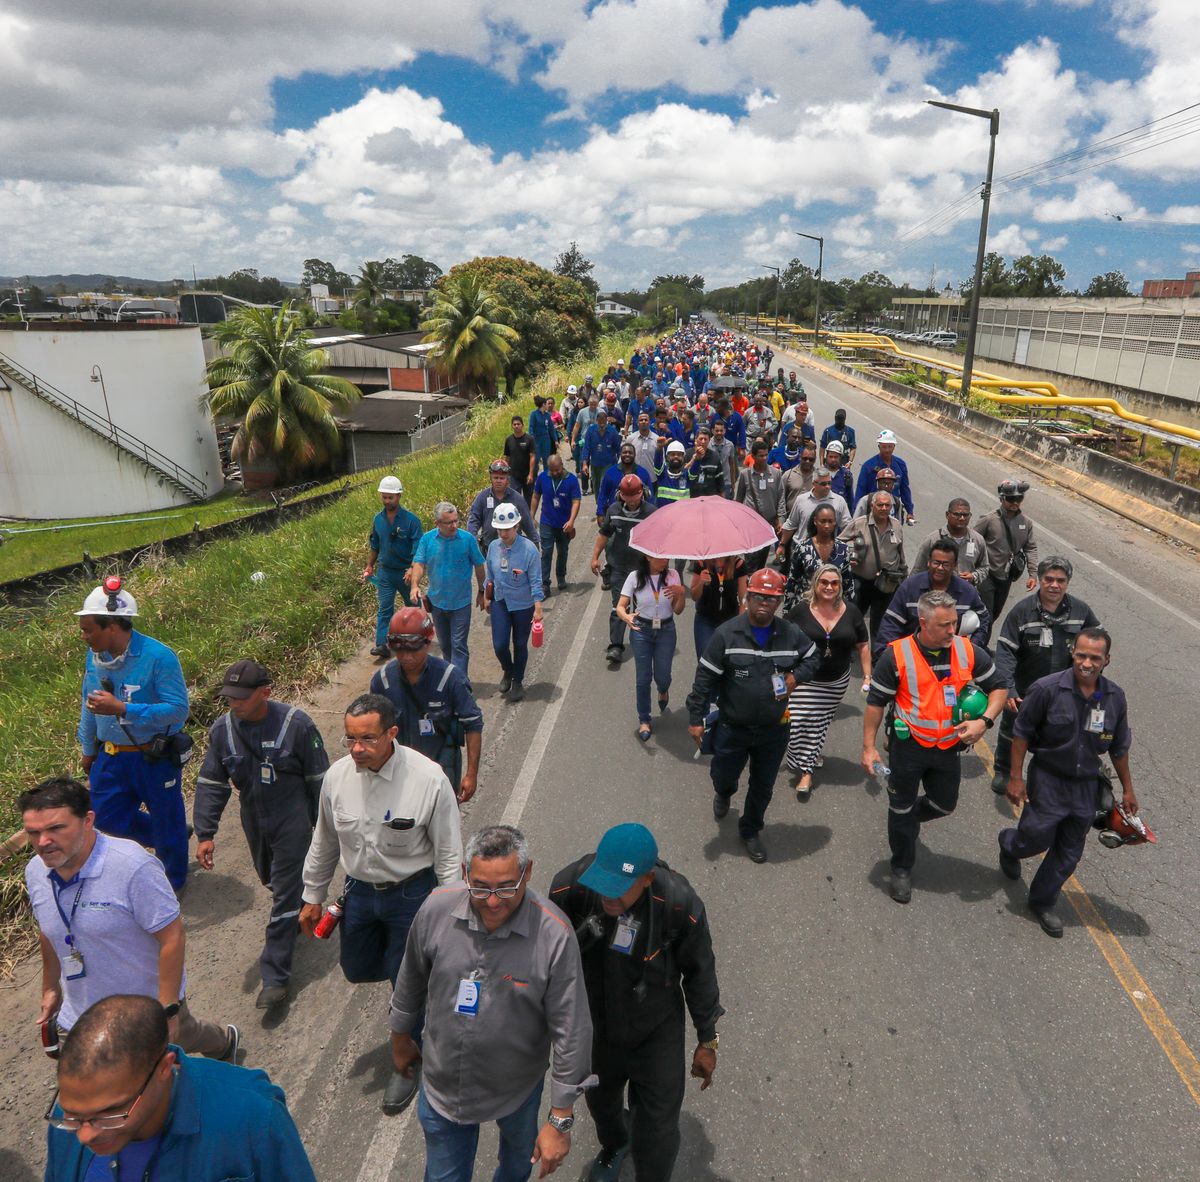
left=795, top=232, right=823, bottom=349
left=927, top=100, right=999, bottom=402
left=90, top=364, right=114, bottom=436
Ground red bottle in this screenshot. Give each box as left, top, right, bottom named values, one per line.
left=531, top=619, right=544, bottom=648
left=313, top=895, right=345, bottom=939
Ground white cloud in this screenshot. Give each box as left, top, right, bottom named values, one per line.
left=1040, top=235, right=1069, bottom=251
left=989, top=223, right=1033, bottom=256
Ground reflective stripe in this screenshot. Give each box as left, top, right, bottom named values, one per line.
left=699, top=657, right=723, bottom=674
left=892, top=636, right=975, bottom=748
left=436, top=664, right=454, bottom=692
left=888, top=803, right=915, bottom=815
left=273, top=908, right=301, bottom=921
left=923, top=797, right=952, bottom=816
left=275, top=707, right=298, bottom=750
left=724, top=648, right=800, bottom=658
left=380, top=664, right=393, bottom=689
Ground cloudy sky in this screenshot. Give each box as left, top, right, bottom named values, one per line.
left=2, top=0, right=1198, bottom=292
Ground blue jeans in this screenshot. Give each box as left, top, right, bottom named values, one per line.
left=693, top=613, right=720, bottom=664
left=418, top=1079, right=544, bottom=1182
left=539, top=523, right=570, bottom=587
left=339, top=869, right=435, bottom=987
left=430, top=602, right=473, bottom=676
left=374, top=568, right=413, bottom=646
left=629, top=619, right=676, bottom=723
left=90, top=749, right=189, bottom=889
left=490, top=600, right=534, bottom=682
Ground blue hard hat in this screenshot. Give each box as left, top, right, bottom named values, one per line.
left=579, top=823, right=659, bottom=898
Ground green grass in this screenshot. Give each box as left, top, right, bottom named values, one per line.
left=0, top=333, right=641, bottom=960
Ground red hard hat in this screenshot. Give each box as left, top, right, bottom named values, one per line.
left=387, top=607, right=435, bottom=649
left=618, top=473, right=644, bottom=497
left=1098, top=804, right=1157, bottom=848
left=746, top=568, right=786, bottom=597
left=489, top=458, right=511, bottom=475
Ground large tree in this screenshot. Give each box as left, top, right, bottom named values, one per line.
left=421, top=272, right=520, bottom=400
left=435, top=256, right=599, bottom=396
left=301, top=258, right=353, bottom=293
left=1084, top=271, right=1132, bottom=297
left=381, top=254, right=442, bottom=289
left=1011, top=254, right=1067, bottom=297
left=206, top=302, right=361, bottom=480
left=553, top=242, right=599, bottom=296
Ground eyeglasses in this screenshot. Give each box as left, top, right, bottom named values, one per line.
left=466, top=882, right=522, bottom=900
left=387, top=636, right=428, bottom=651
left=1003, top=495, right=1024, bottom=503
left=341, top=734, right=388, bottom=748
left=947, top=511, right=970, bottom=518
left=45, top=1052, right=165, bottom=1132
left=927, top=559, right=956, bottom=569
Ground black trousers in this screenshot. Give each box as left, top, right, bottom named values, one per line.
left=711, top=721, right=789, bottom=838
left=980, top=575, right=1015, bottom=622
left=609, top=564, right=631, bottom=648
left=853, top=576, right=891, bottom=645
left=885, top=735, right=962, bottom=871
left=992, top=707, right=1016, bottom=775
left=586, top=1017, right=686, bottom=1182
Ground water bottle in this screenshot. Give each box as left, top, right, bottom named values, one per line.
left=531, top=619, right=544, bottom=648
left=893, top=718, right=910, bottom=740
left=871, top=760, right=891, bottom=790
left=313, top=895, right=345, bottom=939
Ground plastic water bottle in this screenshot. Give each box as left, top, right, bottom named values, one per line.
left=871, top=760, right=891, bottom=790
left=531, top=619, right=544, bottom=648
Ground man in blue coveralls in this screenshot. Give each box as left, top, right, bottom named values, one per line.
left=76, top=579, right=191, bottom=892
left=364, top=475, right=423, bottom=658
left=1001, top=627, right=1138, bottom=938
left=371, top=607, right=484, bottom=804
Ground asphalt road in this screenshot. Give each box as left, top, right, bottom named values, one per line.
left=1, top=347, right=1198, bottom=1182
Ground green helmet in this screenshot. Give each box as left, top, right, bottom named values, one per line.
left=957, top=686, right=989, bottom=720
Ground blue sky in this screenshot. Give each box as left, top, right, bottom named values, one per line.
left=2, top=0, right=1198, bottom=292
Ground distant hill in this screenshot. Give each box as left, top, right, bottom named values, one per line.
left=0, top=273, right=185, bottom=294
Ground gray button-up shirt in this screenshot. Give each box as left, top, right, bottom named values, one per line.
left=390, top=884, right=595, bottom=1123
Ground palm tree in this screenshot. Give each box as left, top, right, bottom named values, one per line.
left=421, top=273, right=519, bottom=400
left=354, top=260, right=389, bottom=309
left=206, top=302, right=361, bottom=481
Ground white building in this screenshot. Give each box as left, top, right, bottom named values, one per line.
left=595, top=298, right=637, bottom=317
left=0, top=324, right=222, bottom=519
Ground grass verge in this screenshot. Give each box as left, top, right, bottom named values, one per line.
left=0, top=332, right=640, bottom=968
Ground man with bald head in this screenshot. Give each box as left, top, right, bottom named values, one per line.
left=43, top=994, right=315, bottom=1181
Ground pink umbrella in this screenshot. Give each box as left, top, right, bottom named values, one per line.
left=629, top=495, right=778, bottom=561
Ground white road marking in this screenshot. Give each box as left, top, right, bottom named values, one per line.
left=798, top=363, right=1200, bottom=635
left=353, top=581, right=607, bottom=1182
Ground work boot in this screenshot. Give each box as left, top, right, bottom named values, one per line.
left=499, top=673, right=513, bottom=695
left=605, top=644, right=623, bottom=663
left=255, top=983, right=289, bottom=1010
left=712, top=793, right=730, bottom=820
left=222, top=1024, right=241, bottom=1063
left=890, top=869, right=912, bottom=904
left=382, top=1065, right=419, bottom=1115
left=588, top=1143, right=629, bottom=1181
left=508, top=679, right=525, bottom=703
left=998, top=837, right=1021, bottom=881
left=991, top=770, right=1009, bottom=795
left=742, top=834, right=768, bottom=864
left=1031, top=905, right=1064, bottom=938
left=370, top=645, right=389, bottom=659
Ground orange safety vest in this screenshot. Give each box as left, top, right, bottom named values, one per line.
left=891, top=634, right=976, bottom=749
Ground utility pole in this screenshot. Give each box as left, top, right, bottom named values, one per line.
left=759, top=264, right=780, bottom=341
left=927, top=100, right=999, bottom=401
left=796, top=232, right=823, bottom=349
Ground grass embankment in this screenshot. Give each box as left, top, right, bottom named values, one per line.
left=0, top=476, right=368, bottom=585
left=0, top=331, right=641, bottom=967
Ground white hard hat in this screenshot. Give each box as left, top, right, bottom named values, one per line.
left=566, top=384, right=578, bottom=395
left=618, top=358, right=626, bottom=365
left=585, top=374, right=594, bottom=382
left=491, top=503, right=521, bottom=530
left=665, top=440, right=686, bottom=455
left=958, top=609, right=981, bottom=636
left=825, top=440, right=845, bottom=454
left=877, top=429, right=896, bottom=445
left=606, top=381, right=617, bottom=390
left=377, top=476, right=403, bottom=495
left=76, top=581, right=138, bottom=618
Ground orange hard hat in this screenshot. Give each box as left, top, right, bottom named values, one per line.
left=387, top=607, right=435, bottom=650
left=746, top=568, right=786, bottom=597
left=1097, top=804, right=1157, bottom=848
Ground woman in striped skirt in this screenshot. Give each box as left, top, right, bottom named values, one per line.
left=785, top=563, right=871, bottom=800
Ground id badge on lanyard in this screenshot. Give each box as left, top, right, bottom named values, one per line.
left=611, top=915, right=640, bottom=954
left=943, top=682, right=957, bottom=708
left=455, top=971, right=482, bottom=1016
left=1086, top=704, right=1106, bottom=734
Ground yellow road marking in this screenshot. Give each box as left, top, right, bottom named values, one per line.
left=975, top=739, right=1200, bottom=1107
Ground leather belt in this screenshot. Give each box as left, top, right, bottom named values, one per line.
left=102, top=742, right=143, bottom=755
left=365, top=867, right=432, bottom=892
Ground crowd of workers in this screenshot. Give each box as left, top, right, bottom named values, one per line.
left=16, top=319, right=1148, bottom=1182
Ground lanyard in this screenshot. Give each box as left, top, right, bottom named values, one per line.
left=648, top=575, right=662, bottom=604
left=52, top=875, right=86, bottom=950
left=549, top=477, right=564, bottom=498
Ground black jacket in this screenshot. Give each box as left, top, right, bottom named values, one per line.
left=686, top=611, right=819, bottom=727
left=994, top=593, right=1100, bottom=696
left=549, top=854, right=724, bottom=1048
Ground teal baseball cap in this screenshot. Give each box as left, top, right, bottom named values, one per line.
left=579, top=823, right=659, bottom=898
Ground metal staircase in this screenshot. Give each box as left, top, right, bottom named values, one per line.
left=0, top=350, right=208, bottom=502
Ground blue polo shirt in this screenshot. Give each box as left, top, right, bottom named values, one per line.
left=533, top=471, right=582, bottom=529
left=370, top=506, right=423, bottom=572
left=412, top=528, right=485, bottom=611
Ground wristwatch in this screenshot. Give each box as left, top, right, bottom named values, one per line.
left=547, top=1111, right=575, bottom=1133
left=982, top=715, right=996, bottom=729
left=163, top=1001, right=182, bottom=1019
left=699, top=1034, right=720, bottom=1051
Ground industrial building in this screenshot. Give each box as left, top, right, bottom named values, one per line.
left=0, top=323, right=222, bottom=519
